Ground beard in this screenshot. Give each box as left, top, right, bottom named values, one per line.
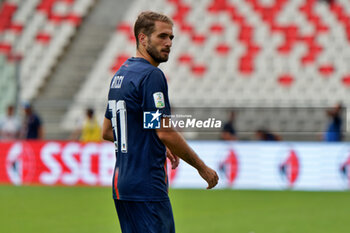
left=146, top=41, right=170, bottom=63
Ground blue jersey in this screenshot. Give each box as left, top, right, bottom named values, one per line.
left=105, top=57, right=171, bottom=201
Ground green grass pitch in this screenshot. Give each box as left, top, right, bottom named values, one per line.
left=0, top=185, right=349, bottom=233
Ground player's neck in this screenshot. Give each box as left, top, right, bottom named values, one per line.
left=136, top=49, right=159, bottom=67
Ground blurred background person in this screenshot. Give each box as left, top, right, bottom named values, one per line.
left=318, top=0, right=335, bottom=5
left=323, top=103, right=343, bottom=142
left=255, top=128, right=281, bottom=141
left=71, top=108, right=102, bottom=142
left=0, top=105, right=21, bottom=140
left=220, top=111, right=237, bottom=140
left=21, top=103, right=44, bottom=140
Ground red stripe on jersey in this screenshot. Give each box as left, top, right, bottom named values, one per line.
left=114, top=170, right=120, bottom=199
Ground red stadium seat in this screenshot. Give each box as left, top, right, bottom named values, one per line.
left=7, top=53, right=22, bottom=62
left=180, top=22, right=193, bottom=33
left=37, top=0, right=57, bottom=14
left=191, top=33, right=206, bottom=45
left=0, top=1, right=17, bottom=32
left=239, top=56, right=254, bottom=75
left=278, top=74, right=294, bottom=87
left=36, top=32, right=52, bottom=44
left=116, top=22, right=135, bottom=42
left=110, top=54, right=130, bottom=74
left=319, top=65, right=334, bottom=77
left=191, top=64, right=207, bottom=77
left=116, top=22, right=132, bottom=33
left=216, top=43, right=230, bottom=55
left=8, top=22, right=23, bottom=34
left=342, top=75, right=350, bottom=87
left=0, top=42, right=11, bottom=55
left=178, top=54, right=193, bottom=64
left=207, top=0, right=230, bottom=13
left=66, top=13, right=81, bottom=26
left=210, top=23, right=224, bottom=34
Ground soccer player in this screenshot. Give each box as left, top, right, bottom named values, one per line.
left=102, top=11, right=219, bottom=233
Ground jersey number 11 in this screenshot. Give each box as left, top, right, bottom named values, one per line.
left=108, top=100, right=128, bottom=153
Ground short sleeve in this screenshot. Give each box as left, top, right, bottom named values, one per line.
left=141, top=69, right=171, bottom=116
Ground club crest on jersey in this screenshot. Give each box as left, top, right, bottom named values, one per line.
left=153, top=92, right=165, bottom=108
left=143, top=110, right=162, bottom=129
left=111, top=75, right=124, bottom=88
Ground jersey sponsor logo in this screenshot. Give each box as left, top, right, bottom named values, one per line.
left=143, top=110, right=162, bottom=129
left=153, top=92, right=165, bottom=108
left=111, top=75, right=124, bottom=88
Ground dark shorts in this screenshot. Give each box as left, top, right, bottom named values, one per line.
left=114, top=199, right=175, bottom=233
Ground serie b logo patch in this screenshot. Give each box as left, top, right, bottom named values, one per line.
left=153, top=92, right=165, bottom=108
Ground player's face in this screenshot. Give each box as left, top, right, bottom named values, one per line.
left=146, top=21, right=174, bottom=63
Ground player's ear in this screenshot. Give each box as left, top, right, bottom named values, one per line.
left=139, top=33, right=147, bottom=47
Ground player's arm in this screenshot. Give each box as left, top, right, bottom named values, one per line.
left=156, top=118, right=219, bottom=189
left=102, top=117, right=114, bottom=142
left=166, top=146, right=179, bottom=169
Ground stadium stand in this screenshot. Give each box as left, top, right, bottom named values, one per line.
left=61, top=0, right=350, bottom=140
left=0, top=0, right=94, bottom=103
left=33, top=0, right=131, bottom=139
left=1, top=0, right=350, bottom=140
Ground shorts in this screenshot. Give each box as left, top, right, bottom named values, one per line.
left=114, top=199, right=175, bottom=233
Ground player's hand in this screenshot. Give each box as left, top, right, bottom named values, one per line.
left=166, top=147, right=180, bottom=170
left=198, top=166, right=219, bottom=189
